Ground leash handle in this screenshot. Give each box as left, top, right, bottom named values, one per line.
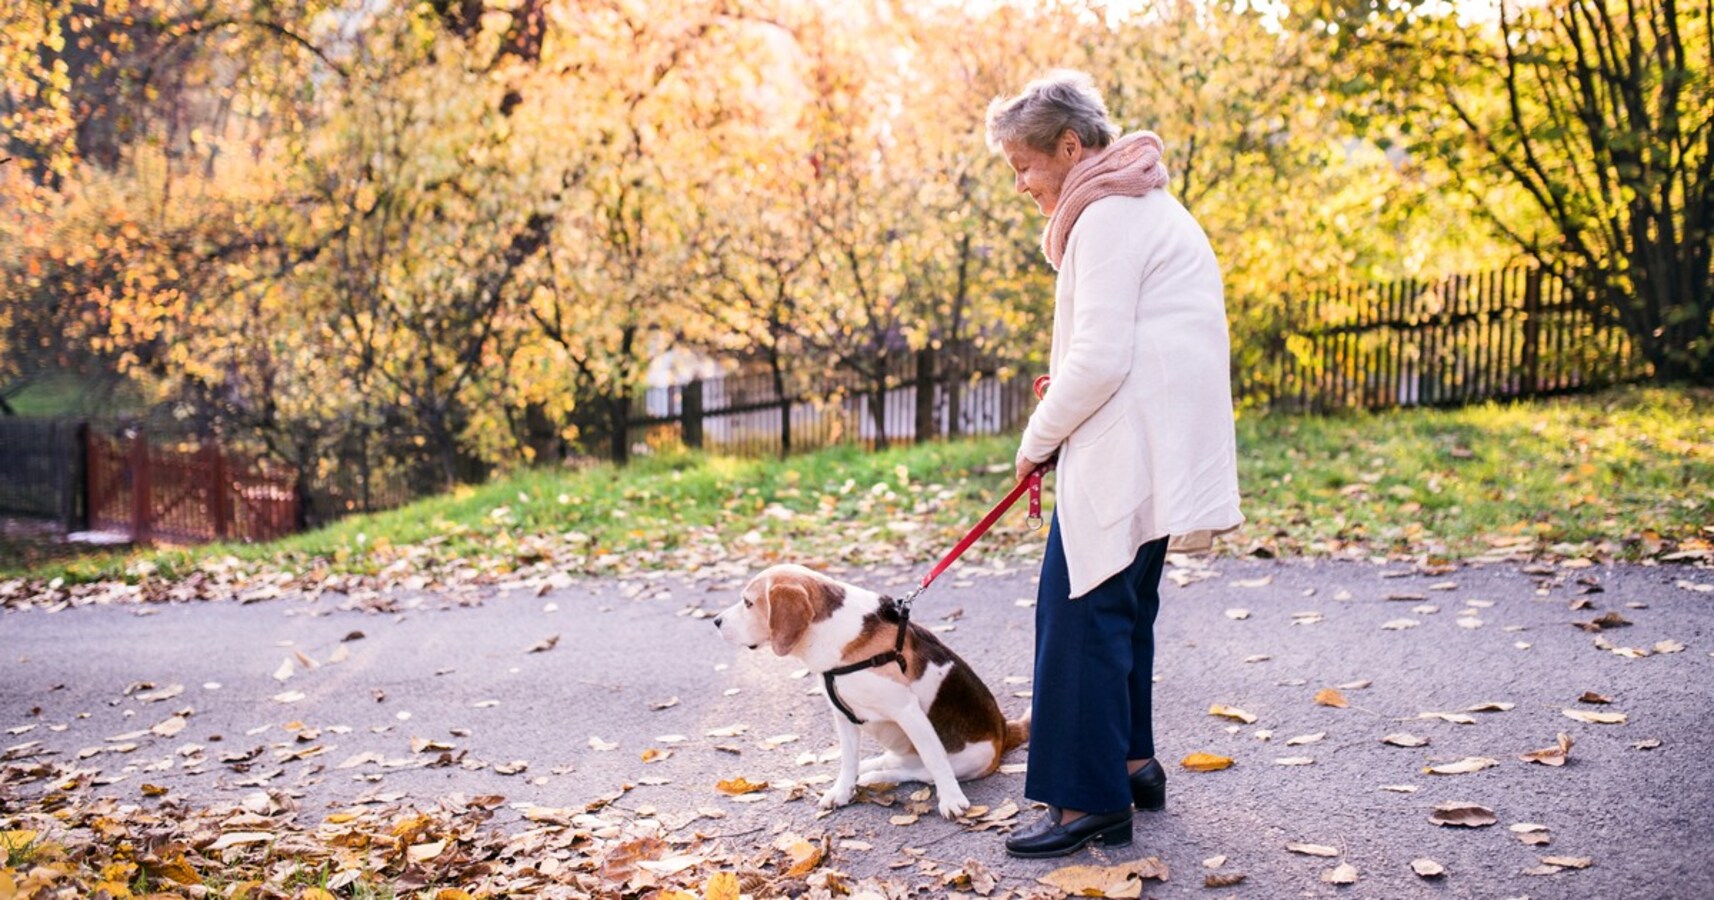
left=1024, top=373, right=1053, bottom=528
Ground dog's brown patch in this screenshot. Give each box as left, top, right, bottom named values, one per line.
left=761, top=568, right=848, bottom=655
left=835, top=597, right=1006, bottom=758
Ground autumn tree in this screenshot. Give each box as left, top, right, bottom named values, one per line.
left=1315, top=0, right=1713, bottom=383
left=510, top=0, right=748, bottom=464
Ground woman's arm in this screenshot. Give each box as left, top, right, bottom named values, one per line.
left=1018, top=201, right=1144, bottom=466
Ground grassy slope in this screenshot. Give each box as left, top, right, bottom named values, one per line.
left=7, top=387, right=1711, bottom=585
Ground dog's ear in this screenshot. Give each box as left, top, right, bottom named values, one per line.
left=766, top=579, right=813, bottom=656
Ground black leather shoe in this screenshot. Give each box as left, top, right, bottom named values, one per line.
left=1005, top=807, right=1133, bottom=859
left=1129, top=758, right=1167, bottom=811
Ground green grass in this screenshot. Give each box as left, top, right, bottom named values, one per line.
left=2, top=830, right=42, bottom=868
left=1240, top=387, right=1714, bottom=558
left=7, top=387, right=1711, bottom=586
left=2, top=371, right=148, bottom=417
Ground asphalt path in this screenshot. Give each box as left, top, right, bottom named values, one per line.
left=3, top=557, right=1713, bottom=898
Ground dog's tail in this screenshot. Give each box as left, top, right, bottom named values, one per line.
left=1002, top=709, right=1031, bottom=752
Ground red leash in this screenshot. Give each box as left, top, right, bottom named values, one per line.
left=898, top=375, right=1054, bottom=613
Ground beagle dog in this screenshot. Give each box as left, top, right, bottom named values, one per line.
left=714, top=563, right=1029, bottom=819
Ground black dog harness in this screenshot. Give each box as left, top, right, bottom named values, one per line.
left=821, top=602, right=911, bottom=725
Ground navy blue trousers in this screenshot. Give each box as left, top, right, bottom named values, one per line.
left=1025, top=514, right=1169, bottom=815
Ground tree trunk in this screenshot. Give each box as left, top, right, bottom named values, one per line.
left=770, top=353, right=792, bottom=459
left=914, top=346, right=936, bottom=444
left=608, top=392, right=629, bottom=465
left=868, top=379, right=889, bottom=450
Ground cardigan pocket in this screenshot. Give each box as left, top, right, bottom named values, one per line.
left=1070, top=413, right=1150, bottom=527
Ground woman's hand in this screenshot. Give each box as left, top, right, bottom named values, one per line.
left=1016, top=447, right=1039, bottom=483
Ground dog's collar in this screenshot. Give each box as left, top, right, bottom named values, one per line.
left=821, top=604, right=910, bottom=726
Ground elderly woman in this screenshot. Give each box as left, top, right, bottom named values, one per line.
left=986, top=71, right=1243, bottom=859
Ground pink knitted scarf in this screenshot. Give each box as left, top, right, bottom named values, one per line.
left=1042, top=131, right=1170, bottom=269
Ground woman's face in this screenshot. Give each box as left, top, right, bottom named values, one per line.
left=1000, top=131, right=1084, bottom=217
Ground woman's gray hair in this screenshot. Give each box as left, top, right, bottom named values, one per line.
left=985, top=69, right=1120, bottom=154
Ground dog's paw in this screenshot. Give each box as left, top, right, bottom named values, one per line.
left=819, top=782, right=855, bottom=810
left=937, top=789, right=972, bottom=820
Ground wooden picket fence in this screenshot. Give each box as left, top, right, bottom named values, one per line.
left=625, top=345, right=1038, bottom=459
left=85, top=430, right=298, bottom=544
left=1261, top=266, right=1650, bottom=412
left=618, top=266, right=1650, bottom=462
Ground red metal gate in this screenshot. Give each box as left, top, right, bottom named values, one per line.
left=85, top=432, right=299, bottom=544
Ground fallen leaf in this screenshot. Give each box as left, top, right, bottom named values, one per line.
left=1204, top=873, right=1247, bottom=888
left=1574, top=611, right=1631, bottom=632
left=1232, top=576, right=1272, bottom=588
left=1418, top=711, right=1477, bottom=725
left=527, top=634, right=561, bottom=653
left=650, top=696, right=680, bottom=711
left=1181, top=752, right=1234, bottom=772
left=889, top=814, right=919, bottom=826
left=1542, top=855, right=1593, bottom=869
left=1314, top=689, right=1349, bottom=708
left=1425, top=756, right=1499, bottom=775
left=151, top=716, right=187, bottom=738
left=1562, top=709, right=1627, bottom=725
left=1286, top=842, right=1340, bottom=857
left=714, top=777, right=767, bottom=795
left=1275, top=756, right=1316, bottom=766
left=1410, top=858, right=1446, bottom=878
left=407, top=840, right=446, bottom=863
left=1380, top=784, right=1419, bottom=793
left=1632, top=738, right=1662, bottom=750
left=944, top=858, right=998, bottom=895
left=1225, top=608, right=1251, bottom=620
left=1383, top=733, right=1430, bottom=747
left=1578, top=691, right=1612, bottom=704
left=1466, top=701, right=1514, bottom=712
left=1520, top=733, right=1574, bottom=766
left=1429, top=801, right=1497, bottom=827
left=1209, top=704, right=1257, bottom=724
left=1382, top=618, right=1420, bottom=630
left=1202, top=855, right=1227, bottom=868
left=272, top=658, right=294, bottom=681
left=207, top=831, right=275, bottom=851
left=140, top=783, right=169, bottom=797
left=1524, top=864, right=1566, bottom=876
left=136, top=683, right=185, bottom=703
left=703, top=871, right=741, bottom=900
left=1285, top=732, right=1325, bottom=746
left=589, top=736, right=618, bottom=751
left=1322, top=862, right=1358, bottom=884
left=1037, top=857, right=1169, bottom=896
left=640, top=748, right=672, bottom=763
left=1654, top=639, right=1686, bottom=654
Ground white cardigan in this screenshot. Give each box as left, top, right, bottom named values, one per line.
left=1018, top=191, right=1243, bottom=598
